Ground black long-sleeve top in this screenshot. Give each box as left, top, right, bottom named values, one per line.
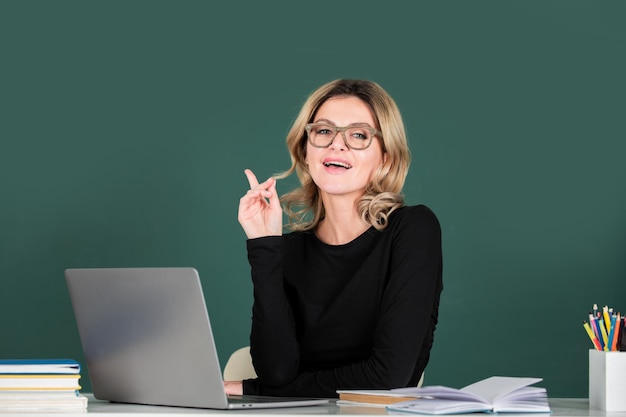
left=242, top=205, right=443, bottom=398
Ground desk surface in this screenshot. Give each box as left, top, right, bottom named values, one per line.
left=3, top=397, right=626, bottom=417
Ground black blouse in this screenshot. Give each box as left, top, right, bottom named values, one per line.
left=242, top=205, right=443, bottom=398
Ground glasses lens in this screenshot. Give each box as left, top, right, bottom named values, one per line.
left=344, top=127, right=373, bottom=149
left=308, top=124, right=337, bottom=147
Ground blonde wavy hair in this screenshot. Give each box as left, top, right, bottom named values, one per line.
left=277, top=79, right=411, bottom=231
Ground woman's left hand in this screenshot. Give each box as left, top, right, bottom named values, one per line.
left=224, top=380, right=243, bottom=396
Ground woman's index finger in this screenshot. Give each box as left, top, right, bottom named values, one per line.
left=244, top=169, right=260, bottom=189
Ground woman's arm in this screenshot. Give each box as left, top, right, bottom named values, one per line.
left=245, top=236, right=300, bottom=387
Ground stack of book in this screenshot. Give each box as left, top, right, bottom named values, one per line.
left=0, top=359, right=87, bottom=412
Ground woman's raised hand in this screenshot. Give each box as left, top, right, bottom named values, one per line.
left=238, top=169, right=283, bottom=239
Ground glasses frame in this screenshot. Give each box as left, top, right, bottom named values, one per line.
left=304, top=123, right=383, bottom=150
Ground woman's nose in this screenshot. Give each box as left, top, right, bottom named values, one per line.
left=329, top=131, right=348, bottom=150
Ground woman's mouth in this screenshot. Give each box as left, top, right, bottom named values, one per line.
left=323, top=160, right=352, bottom=169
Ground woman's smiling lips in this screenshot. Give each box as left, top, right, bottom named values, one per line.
left=322, top=158, right=353, bottom=170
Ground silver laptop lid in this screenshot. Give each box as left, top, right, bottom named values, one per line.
left=66, top=267, right=230, bottom=409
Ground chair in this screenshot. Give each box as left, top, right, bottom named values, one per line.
left=223, top=345, right=423, bottom=387
left=223, top=346, right=257, bottom=381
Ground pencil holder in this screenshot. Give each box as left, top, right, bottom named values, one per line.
left=589, top=350, right=626, bottom=411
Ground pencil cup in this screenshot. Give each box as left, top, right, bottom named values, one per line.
left=589, top=350, right=626, bottom=411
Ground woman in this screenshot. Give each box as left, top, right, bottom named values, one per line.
left=230, top=79, right=443, bottom=398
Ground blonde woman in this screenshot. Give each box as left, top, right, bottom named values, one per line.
left=231, top=79, right=443, bottom=398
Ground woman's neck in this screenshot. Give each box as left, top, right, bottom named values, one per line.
left=315, top=194, right=370, bottom=245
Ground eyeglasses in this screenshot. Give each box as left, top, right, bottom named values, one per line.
left=304, top=123, right=382, bottom=150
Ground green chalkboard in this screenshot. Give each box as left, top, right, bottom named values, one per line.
left=1, top=1, right=625, bottom=397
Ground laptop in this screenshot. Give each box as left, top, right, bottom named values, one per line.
left=65, top=267, right=329, bottom=409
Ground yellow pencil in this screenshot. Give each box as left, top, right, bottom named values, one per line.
left=603, top=306, right=612, bottom=333
left=583, top=321, right=603, bottom=351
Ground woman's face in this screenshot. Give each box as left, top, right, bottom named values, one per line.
left=305, top=95, right=385, bottom=200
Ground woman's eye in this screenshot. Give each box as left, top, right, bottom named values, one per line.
left=350, top=130, right=369, bottom=140
left=317, top=128, right=333, bottom=135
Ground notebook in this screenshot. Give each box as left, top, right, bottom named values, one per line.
left=65, top=267, right=329, bottom=410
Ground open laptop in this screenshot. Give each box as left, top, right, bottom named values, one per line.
left=65, top=267, right=329, bottom=409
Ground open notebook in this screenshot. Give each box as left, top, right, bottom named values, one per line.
left=65, top=267, right=329, bottom=409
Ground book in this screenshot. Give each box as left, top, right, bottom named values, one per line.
left=0, top=359, right=80, bottom=374
left=0, top=390, right=88, bottom=411
left=0, top=374, right=81, bottom=390
left=386, top=377, right=551, bottom=414
left=337, top=377, right=551, bottom=414
left=337, top=389, right=422, bottom=406
left=0, top=390, right=81, bottom=399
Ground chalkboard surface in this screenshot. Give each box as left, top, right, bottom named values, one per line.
left=1, top=1, right=624, bottom=397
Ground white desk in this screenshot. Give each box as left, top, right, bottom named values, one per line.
left=4, top=397, right=626, bottom=417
